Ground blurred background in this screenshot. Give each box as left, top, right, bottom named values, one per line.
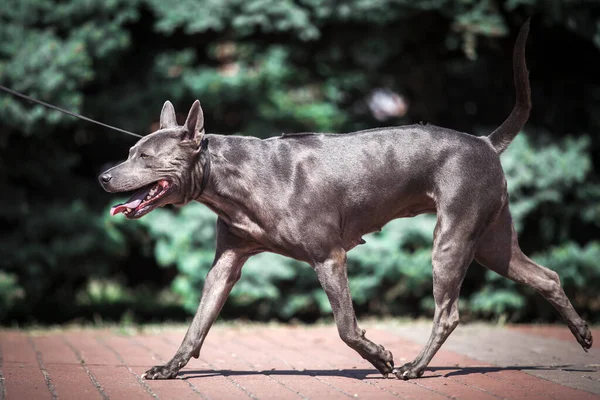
left=1, top=0, right=599, bottom=327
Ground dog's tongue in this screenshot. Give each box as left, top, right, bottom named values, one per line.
left=110, top=188, right=148, bottom=216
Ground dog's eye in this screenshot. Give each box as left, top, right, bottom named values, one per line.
left=140, top=153, right=150, bottom=159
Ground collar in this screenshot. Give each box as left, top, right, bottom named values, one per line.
left=197, top=137, right=211, bottom=197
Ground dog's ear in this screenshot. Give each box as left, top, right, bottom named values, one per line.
left=182, top=100, right=205, bottom=142
left=160, top=100, right=178, bottom=129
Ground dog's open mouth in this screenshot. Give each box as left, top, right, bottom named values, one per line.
left=110, top=180, right=171, bottom=218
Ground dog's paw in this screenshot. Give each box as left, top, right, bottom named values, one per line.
left=392, top=362, right=424, bottom=380
left=142, top=361, right=183, bottom=380
left=572, top=322, right=593, bottom=351
left=373, top=345, right=394, bottom=377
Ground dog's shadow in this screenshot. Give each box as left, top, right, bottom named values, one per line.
left=178, top=365, right=593, bottom=380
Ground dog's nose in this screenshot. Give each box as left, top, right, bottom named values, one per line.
left=99, top=173, right=112, bottom=184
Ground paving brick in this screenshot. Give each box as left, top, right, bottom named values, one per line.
left=256, top=327, right=355, bottom=369
left=237, top=329, right=397, bottom=399
left=369, top=378, right=450, bottom=400
left=58, top=332, right=110, bottom=400
left=100, top=334, right=157, bottom=367
left=202, top=327, right=354, bottom=398
left=250, top=329, right=361, bottom=397
left=63, top=332, right=121, bottom=366
left=328, top=325, right=600, bottom=400
left=206, top=334, right=308, bottom=399
left=0, top=332, right=55, bottom=400
left=357, top=328, right=554, bottom=400
left=296, top=326, right=425, bottom=369
left=135, top=334, right=250, bottom=399
left=199, top=333, right=346, bottom=399
left=486, top=369, right=600, bottom=400
left=509, top=325, right=600, bottom=344
left=43, top=363, right=103, bottom=400
left=263, top=326, right=485, bottom=399
left=0, top=331, right=37, bottom=364
left=2, top=324, right=599, bottom=399
left=254, top=328, right=399, bottom=398
left=136, top=377, right=207, bottom=400
left=446, top=368, right=547, bottom=400
left=319, top=375, right=401, bottom=399
left=87, top=365, right=152, bottom=400
left=59, top=331, right=153, bottom=399
left=102, top=333, right=203, bottom=400
left=270, top=327, right=455, bottom=399
left=386, top=321, right=600, bottom=397
left=31, top=335, right=80, bottom=365
left=415, top=369, right=499, bottom=400
left=3, top=362, right=51, bottom=400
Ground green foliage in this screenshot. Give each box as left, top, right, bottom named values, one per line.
left=132, top=204, right=218, bottom=312
left=470, top=286, right=526, bottom=318
left=0, top=198, right=127, bottom=321
left=347, top=216, right=436, bottom=310
left=158, top=46, right=347, bottom=134
left=2, top=0, right=600, bottom=324
left=0, top=0, right=138, bottom=131
left=500, top=134, right=594, bottom=236
left=0, top=272, right=24, bottom=320
left=536, top=242, right=600, bottom=291
left=0, top=0, right=143, bottom=323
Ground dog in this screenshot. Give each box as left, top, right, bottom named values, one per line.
left=99, top=19, right=592, bottom=380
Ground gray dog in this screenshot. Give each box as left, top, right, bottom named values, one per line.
left=99, top=20, right=592, bottom=380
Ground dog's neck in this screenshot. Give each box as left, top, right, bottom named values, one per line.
left=193, top=135, right=267, bottom=238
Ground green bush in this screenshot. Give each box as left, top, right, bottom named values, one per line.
left=0, top=272, right=24, bottom=321
left=2, top=0, right=600, bottom=324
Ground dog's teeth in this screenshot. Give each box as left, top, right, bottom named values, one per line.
left=146, top=187, right=158, bottom=200
left=126, top=208, right=132, bottom=212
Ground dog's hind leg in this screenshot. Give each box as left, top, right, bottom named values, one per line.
left=395, top=211, right=482, bottom=380
left=143, top=219, right=253, bottom=379
left=313, top=248, right=395, bottom=376
left=475, top=205, right=593, bottom=351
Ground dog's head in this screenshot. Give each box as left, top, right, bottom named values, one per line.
left=99, top=100, right=207, bottom=219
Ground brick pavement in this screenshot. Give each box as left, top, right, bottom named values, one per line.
left=0, top=322, right=598, bottom=399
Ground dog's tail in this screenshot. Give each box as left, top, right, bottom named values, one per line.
left=488, top=18, right=532, bottom=154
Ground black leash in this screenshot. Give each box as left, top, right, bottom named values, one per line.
left=0, top=84, right=142, bottom=139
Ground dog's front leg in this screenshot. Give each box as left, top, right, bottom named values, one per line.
left=143, top=221, right=250, bottom=379
left=313, top=248, right=394, bottom=376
